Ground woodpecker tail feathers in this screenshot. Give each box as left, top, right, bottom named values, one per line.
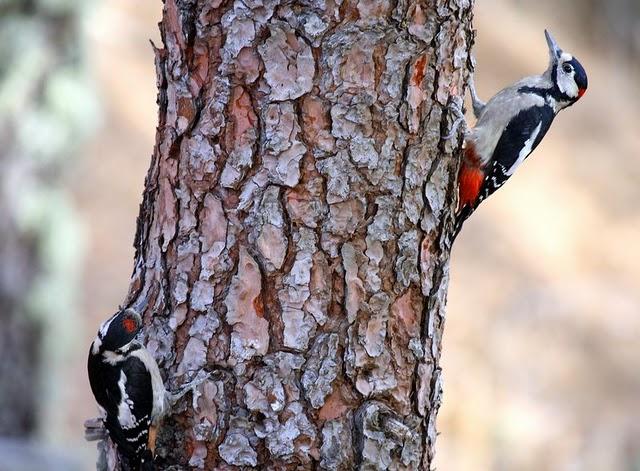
left=118, top=449, right=155, bottom=471
left=453, top=204, right=473, bottom=239
left=139, top=450, right=156, bottom=471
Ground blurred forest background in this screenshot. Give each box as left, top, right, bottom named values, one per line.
left=0, top=0, right=638, bottom=470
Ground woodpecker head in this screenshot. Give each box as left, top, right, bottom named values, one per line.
left=544, top=29, right=588, bottom=107
left=93, top=308, right=142, bottom=354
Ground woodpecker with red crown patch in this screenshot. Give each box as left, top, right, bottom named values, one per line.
left=88, top=308, right=167, bottom=471
left=451, top=29, right=588, bottom=237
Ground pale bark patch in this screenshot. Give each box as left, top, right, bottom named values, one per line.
left=262, top=101, right=306, bottom=187
left=259, top=23, right=315, bottom=101
left=224, top=247, right=269, bottom=362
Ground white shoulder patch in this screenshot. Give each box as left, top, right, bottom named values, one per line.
left=91, top=337, right=102, bottom=355
left=506, top=122, right=542, bottom=176
left=117, top=371, right=137, bottom=429
left=103, top=350, right=125, bottom=365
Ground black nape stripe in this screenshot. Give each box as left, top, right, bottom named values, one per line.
left=517, top=86, right=548, bottom=97
left=517, top=84, right=573, bottom=103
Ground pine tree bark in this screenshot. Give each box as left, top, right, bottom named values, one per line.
left=117, top=0, right=473, bottom=469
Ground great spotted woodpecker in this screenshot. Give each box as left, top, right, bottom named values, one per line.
left=88, top=308, right=166, bottom=471
left=452, top=30, right=588, bottom=236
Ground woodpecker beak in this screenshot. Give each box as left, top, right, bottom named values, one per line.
left=544, top=29, right=563, bottom=63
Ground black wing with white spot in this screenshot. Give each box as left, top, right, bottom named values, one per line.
left=104, top=355, right=154, bottom=461
left=478, top=104, right=555, bottom=204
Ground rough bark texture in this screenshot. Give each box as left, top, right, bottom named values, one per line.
left=119, top=0, right=473, bottom=469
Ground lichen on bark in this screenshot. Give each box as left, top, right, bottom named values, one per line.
left=114, top=0, right=475, bottom=469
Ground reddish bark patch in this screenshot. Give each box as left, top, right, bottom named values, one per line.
left=177, top=96, right=196, bottom=126
left=285, top=31, right=300, bottom=50
left=253, top=296, right=264, bottom=318
left=224, top=86, right=257, bottom=153
left=411, top=54, right=428, bottom=86
left=390, top=289, right=419, bottom=338
left=318, top=386, right=352, bottom=422
left=184, top=439, right=194, bottom=460
left=339, top=0, right=361, bottom=22
left=301, top=95, right=335, bottom=152
left=372, top=44, right=387, bottom=90
left=190, top=40, right=211, bottom=92
left=164, top=0, right=186, bottom=50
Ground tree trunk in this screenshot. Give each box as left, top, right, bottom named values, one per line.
left=118, top=0, right=473, bottom=469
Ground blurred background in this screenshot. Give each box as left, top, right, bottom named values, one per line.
left=0, top=0, right=637, bottom=469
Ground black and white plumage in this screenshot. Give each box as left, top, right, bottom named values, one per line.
left=453, top=30, right=588, bottom=236
left=88, top=309, right=166, bottom=471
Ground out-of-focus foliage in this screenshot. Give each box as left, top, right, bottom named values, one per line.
left=0, top=0, right=96, bottom=441
left=554, top=0, right=640, bottom=60
left=514, top=0, right=640, bottom=73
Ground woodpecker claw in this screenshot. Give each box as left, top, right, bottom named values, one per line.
left=84, top=417, right=107, bottom=442
left=468, top=69, right=486, bottom=119
left=443, top=95, right=467, bottom=140
left=167, top=371, right=211, bottom=407
left=444, top=63, right=487, bottom=140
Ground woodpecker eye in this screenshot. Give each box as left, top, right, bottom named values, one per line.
left=562, top=63, right=573, bottom=73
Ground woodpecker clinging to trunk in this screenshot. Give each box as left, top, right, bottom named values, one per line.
left=88, top=308, right=167, bottom=471
left=452, top=29, right=588, bottom=237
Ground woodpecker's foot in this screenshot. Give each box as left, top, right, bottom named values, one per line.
left=168, top=371, right=211, bottom=407
left=84, top=417, right=107, bottom=442
left=443, top=95, right=467, bottom=140
left=468, top=68, right=486, bottom=119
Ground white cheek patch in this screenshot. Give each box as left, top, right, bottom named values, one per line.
left=557, top=64, right=579, bottom=98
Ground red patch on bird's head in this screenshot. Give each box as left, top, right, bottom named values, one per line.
left=122, top=317, right=138, bottom=333
left=578, top=88, right=587, bottom=98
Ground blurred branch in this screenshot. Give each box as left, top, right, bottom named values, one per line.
left=0, top=0, right=96, bottom=439
left=84, top=419, right=121, bottom=471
